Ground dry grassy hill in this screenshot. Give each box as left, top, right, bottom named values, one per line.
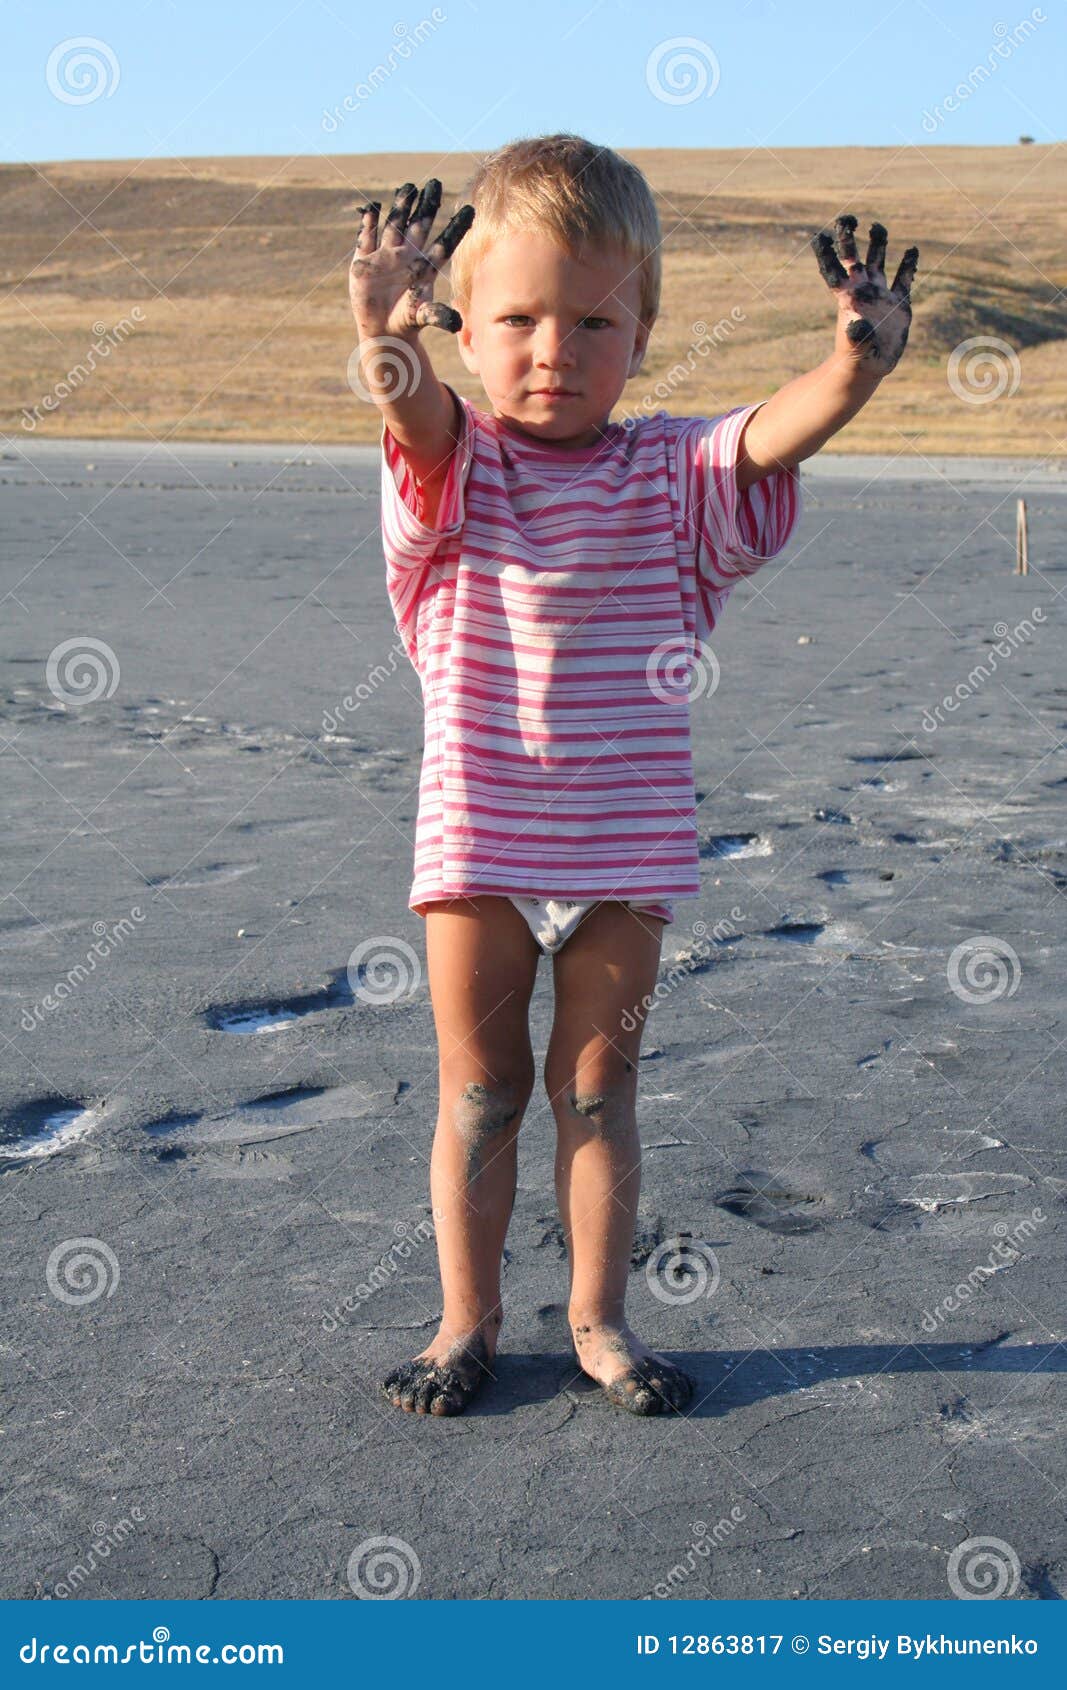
left=2, top=145, right=1065, bottom=455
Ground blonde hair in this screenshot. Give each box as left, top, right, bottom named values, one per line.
left=447, top=133, right=662, bottom=328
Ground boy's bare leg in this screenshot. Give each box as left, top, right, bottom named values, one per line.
left=382, top=896, right=540, bottom=1415
left=545, top=903, right=693, bottom=1415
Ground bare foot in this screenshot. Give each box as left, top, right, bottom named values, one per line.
left=382, top=1319, right=499, bottom=1417
left=571, top=1320, right=693, bottom=1415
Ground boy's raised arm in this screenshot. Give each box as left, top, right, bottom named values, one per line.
left=736, top=214, right=919, bottom=492
left=348, top=180, right=475, bottom=517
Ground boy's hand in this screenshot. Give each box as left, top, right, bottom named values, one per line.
left=811, top=215, right=919, bottom=378
left=348, top=179, right=475, bottom=342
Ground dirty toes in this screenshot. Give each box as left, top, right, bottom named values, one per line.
left=381, top=1358, right=442, bottom=1412
left=650, top=1358, right=694, bottom=1410
left=381, top=1359, right=426, bottom=1411
left=381, top=1347, right=490, bottom=1416
left=605, top=1358, right=693, bottom=1415
left=604, top=1371, right=662, bottom=1415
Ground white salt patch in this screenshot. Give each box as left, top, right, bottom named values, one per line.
left=707, top=834, right=772, bottom=859
left=2, top=1104, right=103, bottom=1162
left=901, top=1172, right=1030, bottom=1212
left=214, top=1007, right=299, bottom=1034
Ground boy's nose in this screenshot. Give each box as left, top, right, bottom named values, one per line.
left=533, top=327, right=576, bottom=368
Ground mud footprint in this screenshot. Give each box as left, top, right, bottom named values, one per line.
left=701, top=832, right=772, bottom=859
left=763, top=920, right=825, bottom=944
left=850, top=747, right=933, bottom=765
left=1, top=1096, right=106, bottom=1165
left=716, top=1170, right=826, bottom=1234
left=819, top=868, right=895, bottom=895
left=204, top=968, right=357, bottom=1033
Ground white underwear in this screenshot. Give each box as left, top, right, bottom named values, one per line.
left=508, top=895, right=674, bottom=956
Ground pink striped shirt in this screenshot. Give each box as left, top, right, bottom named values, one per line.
left=380, top=385, right=803, bottom=917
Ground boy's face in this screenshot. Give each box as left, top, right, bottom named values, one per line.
left=456, top=228, right=652, bottom=448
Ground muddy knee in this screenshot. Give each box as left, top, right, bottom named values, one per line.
left=562, top=1081, right=636, bottom=1136
left=570, top=1090, right=607, bottom=1118
left=452, top=1078, right=526, bottom=1137
left=450, top=1078, right=528, bottom=1183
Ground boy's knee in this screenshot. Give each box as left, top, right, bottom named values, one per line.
left=544, top=1047, right=635, bottom=1102
left=450, top=1076, right=530, bottom=1143
left=567, top=1090, right=598, bottom=1116
left=551, top=1075, right=637, bottom=1134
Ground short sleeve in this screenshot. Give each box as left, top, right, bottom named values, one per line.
left=688, top=400, right=803, bottom=588
left=379, top=382, right=475, bottom=569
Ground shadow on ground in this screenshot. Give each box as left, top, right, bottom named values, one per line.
left=436, top=1341, right=1066, bottom=1418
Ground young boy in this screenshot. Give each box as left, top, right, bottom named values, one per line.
left=348, top=134, right=917, bottom=1418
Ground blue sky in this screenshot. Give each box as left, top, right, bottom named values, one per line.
left=3, top=0, right=1062, bottom=163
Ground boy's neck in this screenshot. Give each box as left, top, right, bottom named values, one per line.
left=490, top=407, right=613, bottom=451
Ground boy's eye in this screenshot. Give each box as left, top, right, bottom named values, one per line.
left=499, top=315, right=611, bottom=328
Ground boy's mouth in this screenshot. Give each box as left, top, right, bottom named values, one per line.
left=530, top=388, right=579, bottom=400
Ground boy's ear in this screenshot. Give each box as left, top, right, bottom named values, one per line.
left=627, top=319, right=652, bottom=379
left=456, top=313, right=479, bottom=376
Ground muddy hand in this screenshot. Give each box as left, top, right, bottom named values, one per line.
left=348, top=179, right=475, bottom=340
left=811, top=214, right=919, bottom=376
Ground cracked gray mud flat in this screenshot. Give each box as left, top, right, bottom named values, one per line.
left=2, top=440, right=1065, bottom=1600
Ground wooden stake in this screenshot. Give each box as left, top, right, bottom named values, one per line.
left=1016, top=498, right=1029, bottom=574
